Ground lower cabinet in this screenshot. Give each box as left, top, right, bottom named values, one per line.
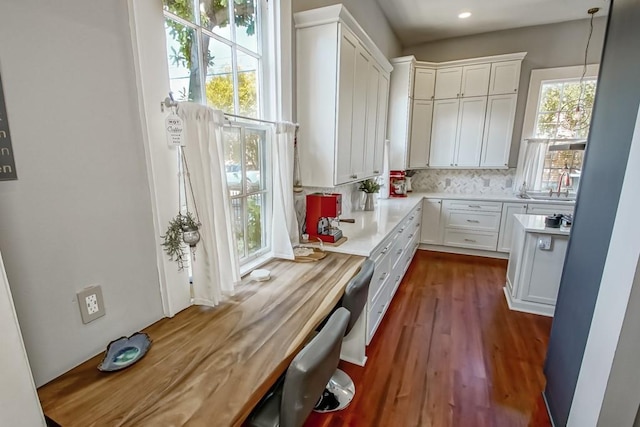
left=420, top=198, right=443, bottom=244
left=366, top=202, right=421, bottom=344
left=497, top=202, right=528, bottom=253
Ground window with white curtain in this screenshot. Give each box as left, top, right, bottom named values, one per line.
left=162, top=0, right=272, bottom=263
left=520, top=65, right=599, bottom=194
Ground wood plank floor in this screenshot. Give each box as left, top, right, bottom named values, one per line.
left=305, top=250, right=552, bottom=427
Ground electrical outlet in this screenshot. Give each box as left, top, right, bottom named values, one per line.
left=483, top=178, right=491, bottom=187
left=77, top=285, right=105, bottom=324
left=445, top=178, right=451, bottom=187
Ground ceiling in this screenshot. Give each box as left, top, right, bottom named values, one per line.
left=377, top=0, right=611, bottom=46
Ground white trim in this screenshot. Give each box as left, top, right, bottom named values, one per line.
left=503, top=286, right=555, bottom=317
left=419, top=244, right=509, bottom=260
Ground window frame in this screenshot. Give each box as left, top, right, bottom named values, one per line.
left=518, top=64, right=599, bottom=193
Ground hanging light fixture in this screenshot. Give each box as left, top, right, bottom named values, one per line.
left=572, top=7, right=600, bottom=128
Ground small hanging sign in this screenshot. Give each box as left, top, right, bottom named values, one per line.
left=165, top=112, right=185, bottom=147
left=0, top=70, right=17, bottom=181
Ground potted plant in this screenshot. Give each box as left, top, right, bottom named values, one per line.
left=162, top=212, right=201, bottom=271
left=358, top=179, right=381, bottom=211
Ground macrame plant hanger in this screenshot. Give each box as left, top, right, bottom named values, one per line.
left=177, top=144, right=202, bottom=265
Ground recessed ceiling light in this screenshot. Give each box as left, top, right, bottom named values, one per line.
left=458, top=12, right=472, bottom=19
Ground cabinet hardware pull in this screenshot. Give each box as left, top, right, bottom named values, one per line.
left=379, top=273, right=386, bottom=280
left=409, top=216, right=415, bottom=220
left=417, top=208, right=422, bottom=211
left=468, top=205, right=481, bottom=208
left=514, top=88, right=517, bottom=92
left=398, top=228, right=404, bottom=233
left=396, top=249, right=402, bottom=255
left=408, top=233, right=414, bottom=238
left=373, top=170, right=380, bottom=174
left=461, top=93, right=464, bottom=97
left=416, top=223, right=420, bottom=227
left=464, top=238, right=477, bottom=243
left=466, top=219, right=480, bottom=223
left=450, top=163, right=453, bottom=166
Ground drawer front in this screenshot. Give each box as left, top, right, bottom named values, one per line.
left=369, top=256, right=391, bottom=302
left=371, top=233, right=396, bottom=262
left=526, top=203, right=574, bottom=216
left=443, top=229, right=499, bottom=251
left=443, top=199, right=502, bottom=212
left=444, top=210, right=501, bottom=232
left=367, top=283, right=390, bottom=343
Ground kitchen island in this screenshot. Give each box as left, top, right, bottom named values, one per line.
left=504, top=214, right=571, bottom=316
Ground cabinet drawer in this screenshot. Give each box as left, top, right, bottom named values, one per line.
left=443, top=230, right=499, bottom=251
left=526, top=203, right=574, bottom=216
left=369, top=257, right=391, bottom=302
left=371, top=233, right=396, bottom=262
left=367, top=282, right=390, bottom=343
left=444, top=211, right=501, bottom=232
left=443, top=199, right=502, bottom=212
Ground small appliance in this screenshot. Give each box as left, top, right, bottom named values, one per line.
left=306, top=193, right=344, bottom=243
left=389, top=170, right=407, bottom=198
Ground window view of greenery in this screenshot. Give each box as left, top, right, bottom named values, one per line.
left=534, top=78, right=597, bottom=192
left=163, top=0, right=268, bottom=261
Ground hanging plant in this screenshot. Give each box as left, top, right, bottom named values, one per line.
left=162, top=212, right=200, bottom=271
left=162, top=145, right=202, bottom=271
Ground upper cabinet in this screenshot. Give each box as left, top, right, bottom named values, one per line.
left=295, top=5, right=392, bottom=187
left=387, top=52, right=526, bottom=171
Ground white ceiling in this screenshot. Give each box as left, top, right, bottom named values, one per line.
left=377, top=0, right=610, bottom=46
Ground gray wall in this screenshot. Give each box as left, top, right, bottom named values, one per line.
left=403, top=17, right=607, bottom=166
left=0, top=0, right=164, bottom=386
left=292, top=0, right=402, bottom=58
left=544, top=0, right=640, bottom=424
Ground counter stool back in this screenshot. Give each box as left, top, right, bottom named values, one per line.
left=248, top=307, right=350, bottom=427
left=314, top=258, right=375, bottom=413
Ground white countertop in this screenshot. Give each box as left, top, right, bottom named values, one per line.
left=306, top=194, right=423, bottom=257
left=514, top=214, right=571, bottom=236
left=303, top=192, right=574, bottom=257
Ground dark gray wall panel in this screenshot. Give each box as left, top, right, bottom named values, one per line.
left=544, top=0, right=640, bottom=425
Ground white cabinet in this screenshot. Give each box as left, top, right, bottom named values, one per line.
left=295, top=6, right=392, bottom=187
left=429, top=99, right=459, bottom=167
left=420, top=198, right=443, bottom=244
left=489, top=60, right=521, bottom=95
left=413, top=67, right=435, bottom=100
left=460, top=64, right=491, bottom=97
left=454, top=97, right=487, bottom=167
left=498, top=202, right=528, bottom=252
left=408, top=100, right=433, bottom=168
left=480, top=94, right=517, bottom=168
left=429, top=97, right=486, bottom=168
left=441, top=200, right=502, bottom=251
left=435, top=67, right=463, bottom=99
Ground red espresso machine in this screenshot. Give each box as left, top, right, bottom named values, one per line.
left=306, top=193, right=343, bottom=243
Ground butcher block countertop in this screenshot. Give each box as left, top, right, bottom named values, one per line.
left=38, top=253, right=364, bottom=427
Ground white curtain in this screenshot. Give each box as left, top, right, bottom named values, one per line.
left=515, top=138, right=550, bottom=193
left=178, top=103, right=240, bottom=306
left=271, top=122, right=299, bottom=260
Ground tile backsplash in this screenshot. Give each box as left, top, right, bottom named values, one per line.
left=410, top=169, right=517, bottom=195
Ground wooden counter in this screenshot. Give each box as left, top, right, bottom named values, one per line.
left=38, top=253, right=364, bottom=427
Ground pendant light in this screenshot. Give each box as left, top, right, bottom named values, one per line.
left=572, top=7, right=600, bottom=130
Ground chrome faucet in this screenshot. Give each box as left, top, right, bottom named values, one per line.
left=556, top=164, right=571, bottom=197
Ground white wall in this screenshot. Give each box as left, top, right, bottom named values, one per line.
left=292, top=0, right=402, bottom=58
left=0, top=251, right=45, bottom=426
left=0, top=0, right=164, bottom=386
left=567, top=106, right=640, bottom=426
left=403, top=17, right=607, bottom=166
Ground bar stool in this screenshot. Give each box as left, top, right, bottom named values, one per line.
left=315, top=258, right=375, bottom=413
left=247, top=307, right=350, bottom=427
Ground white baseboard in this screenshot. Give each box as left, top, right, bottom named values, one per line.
left=419, top=244, right=509, bottom=260
left=503, top=286, right=555, bottom=317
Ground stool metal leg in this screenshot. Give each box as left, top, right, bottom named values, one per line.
left=313, top=369, right=355, bottom=413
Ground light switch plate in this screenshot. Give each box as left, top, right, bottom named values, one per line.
left=77, top=285, right=105, bottom=324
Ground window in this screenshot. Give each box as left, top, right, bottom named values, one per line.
left=520, top=65, right=599, bottom=194
left=163, top=0, right=271, bottom=263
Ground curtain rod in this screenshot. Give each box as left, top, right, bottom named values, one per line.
left=161, top=95, right=298, bottom=128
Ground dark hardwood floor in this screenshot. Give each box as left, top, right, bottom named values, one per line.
left=306, top=250, right=553, bottom=427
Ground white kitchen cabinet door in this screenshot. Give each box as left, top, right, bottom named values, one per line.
left=521, top=234, right=569, bottom=305
left=349, top=45, right=370, bottom=181
left=421, top=198, right=443, bottom=244
left=429, top=99, right=459, bottom=167
left=480, top=94, right=517, bottom=168
left=413, top=67, right=436, bottom=100
left=498, top=202, right=528, bottom=252
left=453, top=97, right=487, bottom=167
left=373, top=71, right=389, bottom=175
left=363, top=62, right=381, bottom=177
left=408, top=100, right=433, bottom=168
left=434, top=67, right=463, bottom=99
left=335, top=29, right=358, bottom=184
left=460, top=64, right=491, bottom=97
left=489, top=60, right=521, bottom=95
